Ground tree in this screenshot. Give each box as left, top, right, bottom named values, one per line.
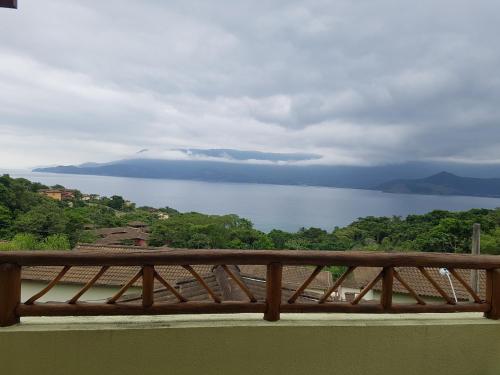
left=13, top=202, right=67, bottom=238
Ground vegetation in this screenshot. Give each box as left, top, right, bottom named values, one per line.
left=1, top=174, right=500, bottom=254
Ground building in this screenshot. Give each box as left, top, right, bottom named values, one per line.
left=39, top=189, right=75, bottom=201
left=20, top=244, right=333, bottom=304
left=91, top=223, right=150, bottom=247
left=342, top=266, right=486, bottom=303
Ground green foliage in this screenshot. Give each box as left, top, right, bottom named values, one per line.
left=40, top=234, right=71, bottom=250
left=2, top=174, right=500, bottom=257
left=0, top=233, right=70, bottom=251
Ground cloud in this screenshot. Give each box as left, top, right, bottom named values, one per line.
left=1, top=0, right=500, bottom=168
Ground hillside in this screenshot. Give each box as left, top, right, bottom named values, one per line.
left=3, top=174, right=500, bottom=254
left=378, top=172, right=500, bottom=197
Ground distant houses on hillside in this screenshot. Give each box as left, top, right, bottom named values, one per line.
left=39, top=188, right=76, bottom=201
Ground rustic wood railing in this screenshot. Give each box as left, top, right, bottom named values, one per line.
left=1, top=250, right=500, bottom=326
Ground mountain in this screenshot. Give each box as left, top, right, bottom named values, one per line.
left=177, top=148, right=321, bottom=162
left=377, top=171, right=500, bottom=197
left=33, top=158, right=500, bottom=194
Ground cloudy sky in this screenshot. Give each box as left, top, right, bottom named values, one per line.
left=1, top=0, right=500, bottom=168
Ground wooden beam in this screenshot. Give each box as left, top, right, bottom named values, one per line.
left=264, top=263, right=282, bottom=321
left=449, top=268, right=482, bottom=304
left=319, top=266, right=356, bottom=303
left=107, top=269, right=142, bottom=304
left=351, top=271, right=383, bottom=305
left=418, top=267, right=455, bottom=305
left=288, top=265, right=324, bottom=304
left=68, top=266, right=109, bottom=304
left=25, top=266, right=71, bottom=305
left=142, top=266, right=155, bottom=308
left=485, top=269, right=500, bottom=320
left=182, top=265, right=221, bottom=303
left=381, top=267, right=393, bottom=310
left=3, top=250, right=500, bottom=269
left=0, top=264, right=21, bottom=327
left=393, top=269, right=426, bottom=305
left=154, top=271, right=187, bottom=302
left=471, top=223, right=481, bottom=297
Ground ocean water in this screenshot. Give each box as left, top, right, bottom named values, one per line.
left=7, top=171, right=500, bottom=233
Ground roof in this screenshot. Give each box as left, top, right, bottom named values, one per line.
left=39, top=189, right=75, bottom=193
left=92, top=226, right=150, bottom=245
left=119, top=265, right=328, bottom=304
left=346, top=266, right=486, bottom=301
left=239, top=265, right=332, bottom=290
left=127, top=221, right=149, bottom=227
left=21, top=245, right=333, bottom=297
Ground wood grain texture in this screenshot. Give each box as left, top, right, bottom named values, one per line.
left=485, top=269, right=500, bottom=319
left=142, top=266, right=155, bottom=308
left=2, top=250, right=500, bottom=269
left=0, top=264, right=21, bottom=327
left=381, top=267, right=394, bottom=309
left=264, top=263, right=282, bottom=321
left=25, top=266, right=71, bottom=305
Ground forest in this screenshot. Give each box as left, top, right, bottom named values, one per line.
left=1, top=174, right=500, bottom=254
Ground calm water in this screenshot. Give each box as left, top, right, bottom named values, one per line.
left=7, top=171, right=500, bottom=232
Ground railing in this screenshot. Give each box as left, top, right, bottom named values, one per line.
left=1, top=250, right=500, bottom=326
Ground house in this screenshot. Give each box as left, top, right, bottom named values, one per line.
left=119, top=264, right=331, bottom=304
left=91, top=223, right=150, bottom=247
left=342, top=266, right=486, bottom=303
left=39, top=189, right=75, bottom=201
left=81, top=193, right=100, bottom=201
left=127, top=221, right=149, bottom=229
left=20, top=244, right=333, bottom=304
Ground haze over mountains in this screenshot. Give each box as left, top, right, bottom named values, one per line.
left=378, top=172, right=500, bottom=197
left=32, top=149, right=500, bottom=198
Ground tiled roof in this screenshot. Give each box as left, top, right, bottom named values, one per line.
left=21, top=245, right=333, bottom=293
left=346, top=266, right=486, bottom=301
left=120, top=265, right=327, bottom=304
left=93, top=227, right=149, bottom=241
left=22, top=244, right=210, bottom=288
left=239, top=265, right=333, bottom=290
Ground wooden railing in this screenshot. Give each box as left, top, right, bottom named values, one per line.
left=1, top=250, right=500, bottom=326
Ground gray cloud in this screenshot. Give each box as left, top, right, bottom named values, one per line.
left=1, top=0, right=500, bottom=168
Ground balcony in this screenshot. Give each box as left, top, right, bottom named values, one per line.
left=1, top=249, right=500, bottom=374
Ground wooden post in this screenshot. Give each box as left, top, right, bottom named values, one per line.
left=264, top=263, right=282, bottom=321
left=381, top=267, right=393, bottom=310
left=485, top=269, right=500, bottom=320
left=0, top=263, right=21, bottom=327
left=142, top=266, right=155, bottom=308
left=471, top=223, right=481, bottom=298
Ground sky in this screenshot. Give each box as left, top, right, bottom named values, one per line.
left=1, top=0, right=500, bottom=169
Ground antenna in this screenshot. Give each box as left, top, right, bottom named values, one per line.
left=439, top=268, right=458, bottom=303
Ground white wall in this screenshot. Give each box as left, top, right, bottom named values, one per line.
left=21, top=281, right=141, bottom=303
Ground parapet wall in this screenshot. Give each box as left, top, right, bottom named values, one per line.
left=1, top=313, right=500, bottom=375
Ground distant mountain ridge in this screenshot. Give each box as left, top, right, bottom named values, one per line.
left=378, top=171, right=500, bottom=197
left=33, top=158, right=500, bottom=197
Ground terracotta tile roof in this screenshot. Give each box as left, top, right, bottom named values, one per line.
left=239, top=265, right=333, bottom=290
left=22, top=244, right=210, bottom=289
left=21, top=245, right=333, bottom=297
left=346, top=266, right=486, bottom=301
left=120, top=265, right=327, bottom=304
left=92, top=227, right=149, bottom=244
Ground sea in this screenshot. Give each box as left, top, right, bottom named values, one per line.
left=6, top=170, right=500, bottom=233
